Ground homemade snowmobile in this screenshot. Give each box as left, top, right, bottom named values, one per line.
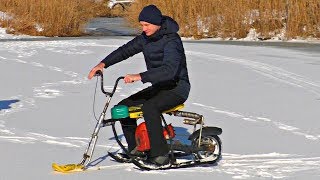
left=52, top=71, right=222, bottom=172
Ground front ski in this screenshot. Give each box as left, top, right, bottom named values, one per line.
left=52, top=163, right=84, bottom=173
left=108, top=152, right=132, bottom=163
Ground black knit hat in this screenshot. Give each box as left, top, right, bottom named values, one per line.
left=138, top=5, right=162, bottom=26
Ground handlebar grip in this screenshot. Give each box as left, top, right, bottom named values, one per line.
left=95, top=70, right=103, bottom=77
left=97, top=71, right=124, bottom=96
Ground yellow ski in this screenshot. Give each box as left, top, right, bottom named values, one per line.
left=52, top=163, right=84, bottom=173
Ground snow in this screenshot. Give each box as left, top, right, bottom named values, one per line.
left=0, top=11, right=13, bottom=20
left=1, top=20, right=320, bottom=179
left=0, top=11, right=46, bottom=38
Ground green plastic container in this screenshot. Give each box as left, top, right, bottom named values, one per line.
left=111, top=105, right=129, bottom=119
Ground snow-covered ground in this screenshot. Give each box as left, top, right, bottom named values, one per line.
left=1, top=11, right=38, bottom=39
left=1, top=32, right=320, bottom=180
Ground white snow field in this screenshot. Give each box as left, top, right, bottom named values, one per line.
left=1, top=37, right=320, bottom=180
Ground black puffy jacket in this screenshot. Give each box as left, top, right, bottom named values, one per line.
left=101, top=16, right=190, bottom=99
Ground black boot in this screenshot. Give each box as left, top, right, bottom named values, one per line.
left=149, top=155, right=170, bottom=166
left=130, top=147, right=146, bottom=158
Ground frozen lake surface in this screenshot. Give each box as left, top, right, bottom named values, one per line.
left=0, top=29, right=320, bottom=179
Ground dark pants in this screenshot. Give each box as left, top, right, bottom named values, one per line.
left=118, top=85, right=186, bottom=157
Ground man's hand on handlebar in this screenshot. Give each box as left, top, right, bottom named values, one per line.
left=124, top=74, right=141, bottom=84
left=88, top=62, right=105, bottom=80
left=88, top=62, right=141, bottom=84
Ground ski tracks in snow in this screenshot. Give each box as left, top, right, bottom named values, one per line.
left=192, top=103, right=320, bottom=141
left=0, top=41, right=99, bottom=147
left=186, top=50, right=320, bottom=96
left=2, top=126, right=320, bottom=179
left=187, top=50, right=320, bottom=140
left=212, top=153, right=320, bottom=179
left=184, top=51, right=320, bottom=178
left=190, top=101, right=320, bottom=178
left=0, top=41, right=134, bottom=149
left=92, top=152, right=320, bottom=179
left=1, top=41, right=320, bottom=178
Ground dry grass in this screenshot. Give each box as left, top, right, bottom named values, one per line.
left=286, top=0, right=320, bottom=38
left=0, top=0, right=319, bottom=39
left=0, top=0, right=111, bottom=37
left=126, top=0, right=320, bottom=39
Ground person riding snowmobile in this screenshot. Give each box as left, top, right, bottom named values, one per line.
left=88, top=4, right=190, bottom=166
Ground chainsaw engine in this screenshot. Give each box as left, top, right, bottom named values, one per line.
left=135, top=122, right=175, bottom=152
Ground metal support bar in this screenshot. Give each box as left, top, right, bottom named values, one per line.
left=198, top=116, right=204, bottom=148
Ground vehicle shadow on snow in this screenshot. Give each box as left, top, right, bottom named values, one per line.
left=88, top=154, right=109, bottom=167
left=87, top=134, right=125, bottom=167
left=0, top=99, right=20, bottom=110
left=171, top=126, right=191, bottom=144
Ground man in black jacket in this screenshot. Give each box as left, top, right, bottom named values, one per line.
left=88, top=5, right=190, bottom=165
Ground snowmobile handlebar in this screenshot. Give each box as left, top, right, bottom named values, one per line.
left=95, top=70, right=124, bottom=96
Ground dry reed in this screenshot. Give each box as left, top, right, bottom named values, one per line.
left=125, top=0, right=320, bottom=39
left=0, top=0, right=319, bottom=39
left=0, top=0, right=111, bottom=36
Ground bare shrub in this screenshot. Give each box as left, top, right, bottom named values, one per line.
left=0, top=0, right=111, bottom=37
